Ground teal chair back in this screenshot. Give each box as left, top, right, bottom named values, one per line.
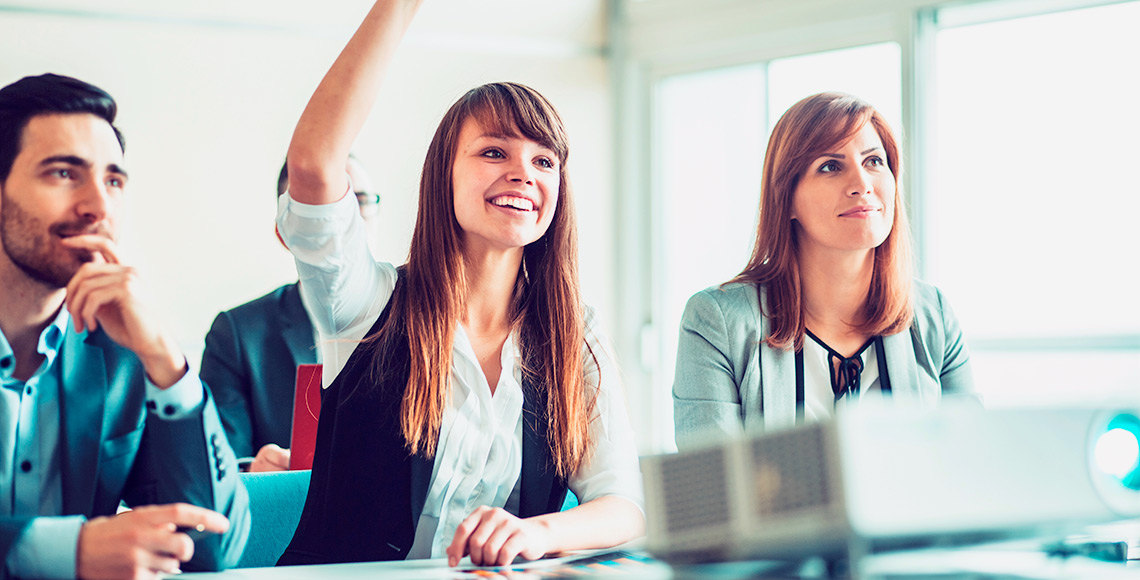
left=236, top=470, right=311, bottom=568
left=562, top=490, right=579, bottom=511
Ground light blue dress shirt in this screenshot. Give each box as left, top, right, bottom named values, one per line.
left=1, top=309, right=204, bottom=579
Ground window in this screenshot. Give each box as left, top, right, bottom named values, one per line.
left=620, top=0, right=1140, bottom=452
left=927, top=0, right=1140, bottom=405
left=767, top=43, right=902, bottom=134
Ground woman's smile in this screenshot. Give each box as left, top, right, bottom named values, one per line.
left=488, top=193, right=538, bottom=212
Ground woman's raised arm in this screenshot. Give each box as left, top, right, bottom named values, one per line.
left=286, top=0, right=423, bottom=205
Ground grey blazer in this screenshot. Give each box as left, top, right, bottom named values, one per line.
left=673, top=280, right=975, bottom=448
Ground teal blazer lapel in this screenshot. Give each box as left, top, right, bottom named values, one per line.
left=882, top=329, right=921, bottom=402
left=756, top=288, right=797, bottom=431
left=759, top=342, right=797, bottom=431
left=58, top=329, right=108, bottom=516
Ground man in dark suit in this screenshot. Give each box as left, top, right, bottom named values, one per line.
left=0, top=73, right=249, bottom=579
left=201, top=157, right=377, bottom=472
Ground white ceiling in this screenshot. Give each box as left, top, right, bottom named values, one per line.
left=0, top=0, right=609, bottom=52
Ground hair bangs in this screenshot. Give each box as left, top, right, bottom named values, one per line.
left=459, top=83, right=569, bottom=164
left=787, top=95, right=874, bottom=188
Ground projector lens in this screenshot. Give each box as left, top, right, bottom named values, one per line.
left=1095, top=414, right=1140, bottom=490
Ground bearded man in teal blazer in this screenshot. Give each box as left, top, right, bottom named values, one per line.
left=0, top=74, right=249, bottom=579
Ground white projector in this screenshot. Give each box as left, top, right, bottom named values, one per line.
left=642, top=403, right=1140, bottom=562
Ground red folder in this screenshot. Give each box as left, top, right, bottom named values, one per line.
left=290, top=364, right=322, bottom=470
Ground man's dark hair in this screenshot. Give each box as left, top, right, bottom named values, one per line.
left=0, top=73, right=125, bottom=182
left=276, top=159, right=289, bottom=198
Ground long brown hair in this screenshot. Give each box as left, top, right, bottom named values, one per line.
left=730, top=92, right=913, bottom=350
left=372, top=82, right=595, bottom=479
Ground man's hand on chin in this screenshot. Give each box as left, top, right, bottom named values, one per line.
left=61, top=234, right=187, bottom=388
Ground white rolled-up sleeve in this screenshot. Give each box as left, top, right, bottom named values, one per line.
left=275, top=185, right=397, bottom=383
left=568, top=310, right=645, bottom=514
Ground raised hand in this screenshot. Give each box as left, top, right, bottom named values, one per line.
left=287, top=0, right=424, bottom=206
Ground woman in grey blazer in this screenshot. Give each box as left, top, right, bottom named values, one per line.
left=673, top=92, right=975, bottom=448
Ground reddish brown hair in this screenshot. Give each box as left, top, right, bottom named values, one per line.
left=371, top=82, right=595, bottom=479
left=730, top=92, right=912, bottom=350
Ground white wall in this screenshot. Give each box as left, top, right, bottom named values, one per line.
left=0, top=1, right=615, bottom=368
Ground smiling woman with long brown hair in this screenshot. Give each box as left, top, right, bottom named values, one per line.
left=673, top=92, right=976, bottom=448
left=274, top=0, right=643, bottom=568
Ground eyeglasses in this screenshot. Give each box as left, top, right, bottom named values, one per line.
left=354, top=191, right=380, bottom=207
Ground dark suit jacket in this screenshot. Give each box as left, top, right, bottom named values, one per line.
left=0, top=328, right=251, bottom=577
left=278, top=274, right=567, bottom=566
left=201, top=283, right=316, bottom=459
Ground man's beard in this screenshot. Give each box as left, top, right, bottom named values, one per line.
left=0, top=192, right=101, bottom=289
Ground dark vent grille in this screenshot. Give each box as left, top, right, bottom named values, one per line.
left=750, top=426, right=830, bottom=517
left=660, top=448, right=731, bottom=533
